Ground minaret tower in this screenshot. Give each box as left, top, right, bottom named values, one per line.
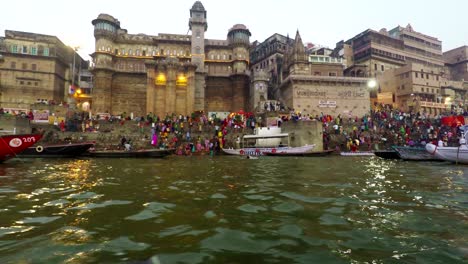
left=189, top=1, right=207, bottom=110
left=91, top=14, right=120, bottom=114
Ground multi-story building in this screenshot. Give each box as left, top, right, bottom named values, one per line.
left=91, top=1, right=252, bottom=117
left=279, top=31, right=371, bottom=117
left=378, top=62, right=466, bottom=114
left=340, top=24, right=443, bottom=79
left=0, top=30, right=85, bottom=112
left=444, top=45, right=468, bottom=81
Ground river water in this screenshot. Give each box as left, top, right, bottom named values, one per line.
left=0, top=156, right=466, bottom=263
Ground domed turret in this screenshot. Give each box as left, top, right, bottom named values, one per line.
left=227, top=24, right=251, bottom=47
left=92, top=14, right=120, bottom=40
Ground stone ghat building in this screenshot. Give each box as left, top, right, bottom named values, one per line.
left=0, top=30, right=85, bottom=111
left=250, top=31, right=371, bottom=118
left=91, top=1, right=251, bottom=117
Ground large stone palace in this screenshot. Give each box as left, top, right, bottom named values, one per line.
left=91, top=1, right=251, bottom=117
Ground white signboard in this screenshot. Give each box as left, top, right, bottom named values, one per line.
left=318, top=100, right=337, bottom=108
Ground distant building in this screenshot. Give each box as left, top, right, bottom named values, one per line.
left=91, top=1, right=252, bottom=117
left=0, top=30, right=86, bottom=111
left=444, top=45, right=468, bottom=81
left=279, top=31, right=370, bottom=117
left=378, top=62, right=466, bottom=114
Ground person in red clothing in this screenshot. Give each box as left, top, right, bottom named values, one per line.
left=59, top=120, right=66, bottom=132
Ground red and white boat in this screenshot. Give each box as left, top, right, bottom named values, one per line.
left=0, top=134, right=43, bottom=162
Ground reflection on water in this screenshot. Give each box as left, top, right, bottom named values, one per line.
left=0, top=156, right=467, bottom=263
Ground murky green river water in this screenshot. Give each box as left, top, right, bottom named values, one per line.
left=0, top=156, right=466, bottom=263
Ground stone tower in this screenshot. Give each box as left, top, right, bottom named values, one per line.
left=227, top=24, right=251, bottom=111
left=91, top=14, right=120, bottom=114
left=251, top=70, right=269, bottom=111
left=189, top=1, right=207, bottom=111
left=288, top=30, right=309, bottom=75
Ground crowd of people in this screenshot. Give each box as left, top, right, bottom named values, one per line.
left=2, top=104, right=467, bottom=154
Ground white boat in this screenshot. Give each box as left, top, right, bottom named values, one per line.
left=222, top=128, right=315, bottom=156
left=340, top=151, right=375, bottom=156
left=425, top=144, right=468, bottom=164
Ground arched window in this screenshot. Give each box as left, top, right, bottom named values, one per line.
left=107, top=46, right=111, bottom=52
left=152, top=50, right=156, bottom=56
left=223, top=54, right=226, bottom=60
left=216, top=54, right=220, bottom=60
left=128, top=49, right=133, bottom=56
left=136, top=49, right=140, bottom=56
left=211, top=54, right=214, bottom=60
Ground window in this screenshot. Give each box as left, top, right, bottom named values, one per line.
left=142, top=50, right=146, bottom=56
left=11, top=61, right=16, bottom=69
left=374, top=64, right=377, bottom=70
left=32, top=64, right=37, bottom=71
left=314, top=71, right=321, bottom=76
left=152, top=50, right=156, bottom=56
left=426, top=74, right=429, bottom=79
left=405, top=72, right=409, bottom=78
left=436, top=76, right=439, bottom=81
left=136, top=49, right=140, bottom=56
left=27, top=81, right=31, bottom=85
left=11, top=45, right=18, bottom=53
left=34, top=82, right=38, bottom=86
left=22, top=63, right=27, bottom=70
left=121, top=48, right=125, bottom=55
left=44, top=48, right=49, bottom=56
left=415, top=72, right=418, bottom=78
left=160, top=49, right=164, bottom=55
left=22, top=46, right=28, bottom=53
left=381, top=65, right=384, bottom=71
left=401, top=84, right=405, bottom=90
left=20, top=81, right=24, bottom=85
left=128, top=49, right=133, bottom=56
left=31, top=47, right=37, bottom=55
left=115, top=49, right=118, bottom=55
left=329, top=72, right=337, bottom=76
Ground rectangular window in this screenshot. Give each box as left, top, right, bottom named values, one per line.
left=328, top=72, right=337, bottom=76
left=31, top=47, right=37, bottom=55
left=436, top=76, right=439, bottom=81
left=381, top=65, right=384, bottom=71
left=43, top=48, right=49, bottom=56
left=405, top=72, right=409, bottom=78
left=426, top=74, right=429, bottom=79
left=11, top=45, right=18, bottom=53
left=401, top=84, right=405, bottom=90
left=22, top=63, right=27, bottom=70
left=22, top=46, right=28, bottom=54
left=20, top=81, right=24, bottom=85
left=11, top=61, right=16, bottom=69
left=32, top=64, right=37, bottom=71
left=374, top=64, right=377, bottom=70
left=415, top=72, right=418, bottom=78
left=314, top=71, right=321, bottom=76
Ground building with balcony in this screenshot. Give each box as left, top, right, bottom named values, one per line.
left=91, top=1, right=252, bottom=117
left=0, top=30, right=86, bottom=112
left=444, top=45, right=468, bottom=82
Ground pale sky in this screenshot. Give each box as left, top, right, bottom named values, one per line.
left=1, top=0, right=466, bottom=61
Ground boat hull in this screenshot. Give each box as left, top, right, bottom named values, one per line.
left=17, top=142, right=95, bottom=158
left=425, top=143, right=468, bottom=164
left=0, top=134, right=43, bottom=162
left=340, top=151, right=375, bottom=156
left=393, top=146, right=440, bottom=161
left=265, top=149, right=334, bottom=157
left=374, top=150, right=401, bottom=159
left=222, top=145, right=315, bottom=156
left=86, top=149, right=173, bottom=158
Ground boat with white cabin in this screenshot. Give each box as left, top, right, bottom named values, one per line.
left=222, top=127, right=315, bottom=156
left=425, top=125, right=468, bottom=164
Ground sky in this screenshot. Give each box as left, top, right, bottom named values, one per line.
left=1, top=0, right=466, bottom=61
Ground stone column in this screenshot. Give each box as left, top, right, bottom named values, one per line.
left=186, top=64, right=197, bottom=115
left=92, top=69, right=114, bottom=114
left=165, top=62, right=177, bottom=115
left=145, top=61, right=156, bottom=115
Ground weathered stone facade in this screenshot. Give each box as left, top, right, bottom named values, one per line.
left=91, top=1, right=251, bottom=117
left=0, top=31, right=85, bottom=111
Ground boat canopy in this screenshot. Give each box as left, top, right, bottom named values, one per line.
left=243, top=133, right=289, bottom=139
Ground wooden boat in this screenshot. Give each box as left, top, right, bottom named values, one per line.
left=393, top=146, right=440, bottom=161
left=340, top=151, right=375, bottom=156
left=222, top=129, right=315, bottom=156
left=86, top=148, right=173, bottom=158
left=374, top=150, right=401, bottom=159
left=264, top=149, right=334, bottom=157
left=425, top=143, right=468, bottom=164
left=0, top=134, right=43, bottom=162
left=16, top=142, right=95, bottom=158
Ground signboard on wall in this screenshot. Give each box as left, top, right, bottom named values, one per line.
left=318, top=100, right=337, bottom=108
left=33, top=110, right=50, bottom=123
